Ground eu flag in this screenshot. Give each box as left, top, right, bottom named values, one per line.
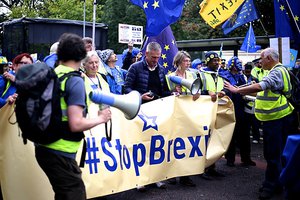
left=141, top=26, right=178, bottom=74
left=130, top=0, right=185, bottom=36
left=240, top=23, right=261, bottom=53
left=274, top=0, right=300, bottom=49
left=222, top=0, right=259, bottom=35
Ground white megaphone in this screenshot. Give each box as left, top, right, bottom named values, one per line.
left=169, top=76, right=202, bottom=95
left=89, top=90, right=141, bottom=120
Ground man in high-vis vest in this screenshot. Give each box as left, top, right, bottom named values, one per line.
left=224, top=48, right=294, bottom=200
left=198, top=51, right=230, bottom=180
left=35, top=33, right=112, bottom=200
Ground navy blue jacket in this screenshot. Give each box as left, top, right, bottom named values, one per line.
left=124, top=58, right=170, bottom=98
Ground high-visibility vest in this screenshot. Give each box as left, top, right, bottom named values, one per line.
left=255, top=64, right=293, bottom=121
left=43, top=65, right=84, bottom=153
left=198, top=70, right=224, bottom=93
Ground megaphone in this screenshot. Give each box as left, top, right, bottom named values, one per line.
left=169, top=76, right=202, bottom=95
left=89, top=90, right=141, bottom=120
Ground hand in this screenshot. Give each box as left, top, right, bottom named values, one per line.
left=192, top=93, right=200, bottom=101
left=217, top=91, right=226, bottom=98
left=141, top=92, right=154, bottom=101
left=128, top=41, right=134, bottom=52
left=98, top=107, right=111, bottom=123
left=3, top=72, right=15, bottom=82
left=208, top=91, right=217, bottom=102
left=7, top=93, right=18, bottom=105
left=224, top=81, right=238, bottom=93
left=175, top=85, right=182, bottom=94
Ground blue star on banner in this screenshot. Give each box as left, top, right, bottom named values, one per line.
left=240, top=23, right=261, bottom=53
left=138, top=113, right=158, bottom=132
left=130, top=0, right=185, bottom=36
left=274, top=0, right=300, bottom=49
left=222, top=0, right=259, bottom=35
left=141, top=26, right=178, bottom=74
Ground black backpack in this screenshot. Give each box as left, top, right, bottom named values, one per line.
left=278, top=66, right=300, bottom=109
left=15, top=63, right=82, bottom=144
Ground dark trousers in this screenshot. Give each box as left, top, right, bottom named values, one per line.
left=35, top=146, right=86, bottom=200
left=225, top=116, right=251, bottom=163
left=248, top=113, right=261, bottom=141
left=262, top=114, right=292, bottom=192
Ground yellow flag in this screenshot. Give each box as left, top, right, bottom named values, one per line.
left=199, top=0, right=245, bottom=28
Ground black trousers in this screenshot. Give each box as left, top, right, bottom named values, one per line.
left=35, top=146, right=86, bottom=200
left=225, top=114, right=252, bottom=163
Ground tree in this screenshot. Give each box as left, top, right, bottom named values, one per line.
left=102, top=0, right=145, bottom=53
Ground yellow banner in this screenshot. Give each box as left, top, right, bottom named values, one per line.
left=0, top=95, right=235, bottom=199
left=199, top=0, right=245, bottom=28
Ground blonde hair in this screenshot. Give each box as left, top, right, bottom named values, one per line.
left=173, top=51, right=191, bottom=68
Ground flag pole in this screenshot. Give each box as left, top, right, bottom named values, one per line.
left=285, top=0, right=300, bottom=34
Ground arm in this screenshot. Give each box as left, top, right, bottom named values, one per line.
left=224, top=81, right=262, bottom=95
left=68, top=106, right=111, bottom=132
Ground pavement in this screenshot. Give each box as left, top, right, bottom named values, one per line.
left=92, top=140, right=285, bottom=200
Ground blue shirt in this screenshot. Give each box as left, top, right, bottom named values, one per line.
left=0, top=71, right=16, bottom=108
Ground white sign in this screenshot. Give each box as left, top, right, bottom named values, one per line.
left=270, top=37, right=290, bottom=66
left=118, top=24, right=143, bottom=45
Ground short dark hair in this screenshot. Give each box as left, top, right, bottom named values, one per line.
left=57, top=33, right=86, bottom=62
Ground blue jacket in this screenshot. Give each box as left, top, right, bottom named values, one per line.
left=0, top=71, right=16, bottom=108
left=103, top=64, right=127, bottom=94
left=124, top=58, right=170, bottom=97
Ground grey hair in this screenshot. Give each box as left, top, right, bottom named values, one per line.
left=173, top=50, right=191, bottom=68
left=262, top=48, right=279, bottom=61
left=146, top=42, right=162, bottom=52
left=82, top=50, right=100, bottom=65
left=82, top=37, right=93, bottom=44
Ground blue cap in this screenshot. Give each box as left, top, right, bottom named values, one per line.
left=228, top=56, right=242, bottom=71
left=122, top=47, right=140, bottom=62
left=191, top=58, right=202, bottom=69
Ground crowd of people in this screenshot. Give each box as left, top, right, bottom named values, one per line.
left=1, top=33, right=300, bottom=200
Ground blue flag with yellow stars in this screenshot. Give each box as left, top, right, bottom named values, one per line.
left=141, top=26, right=178, bottom=74
left=130, top=0, right=185, bottom=36
left=222, top=0, right=259, bottom=35
left=240, top=23, right=261, bottom=53
left=274, top=0, right=300, bottom=49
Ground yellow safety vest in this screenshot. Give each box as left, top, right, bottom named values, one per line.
left=198, top=70, right=224, bottom=93
left=43, top=65, right=84, bottom=153
left=255, top=65, right=293, bottom=121
left=166, top=70, right=198, bottom=95
left=251, top=66, right=268, bottom=82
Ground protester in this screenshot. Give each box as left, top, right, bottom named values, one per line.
left=43, top=42, right=59, bottom=68
left=198, top=51, right=229, bottom=180
left=121, top=41, right=142, bottom=70
left=223, top=57, right=256, bottom=167
left=165, top=50, right=199, bottom=187
left=0, top=53, right=33, bottom=108
left=218, top=58, right=228, bottom=77
left=35, top=33, right=111, bottom=200
left=190, top=58, right=203, bottom=72
left=81, top=50, right=110, bottom=110
left=124, top=41, right=170, bottom=190
left=98, top=49, right=126, bottom=94
left=224, top=48, right=294, bottom=200
left=82, top=37, right=93, bottom=52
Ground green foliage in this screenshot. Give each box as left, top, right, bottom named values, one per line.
left=102, top=0, right=145, bottom=53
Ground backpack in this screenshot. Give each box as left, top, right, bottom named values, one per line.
left=278, top=66, right=300, bottom=109
left=15, top=62, right=82, bottom=144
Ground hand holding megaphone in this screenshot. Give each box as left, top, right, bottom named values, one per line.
left=89, top=89, right=141, bottom=120
left=98, top=107, right=112, bottom=123
left=169, top=76, right=202, bottom=95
